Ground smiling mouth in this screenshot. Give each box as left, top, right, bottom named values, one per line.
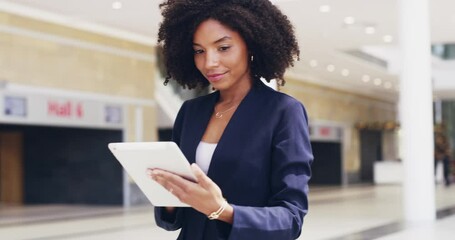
left=206, top=72, right=227, bottom=82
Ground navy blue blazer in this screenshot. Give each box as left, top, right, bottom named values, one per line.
left=155, top=80, right=313, bottom=240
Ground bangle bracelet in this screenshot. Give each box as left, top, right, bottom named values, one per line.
left=207, top=199, right=228, bottom=220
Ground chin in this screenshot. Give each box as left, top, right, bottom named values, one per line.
left=211, top=82, right=229, bottom=91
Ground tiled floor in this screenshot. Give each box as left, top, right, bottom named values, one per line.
left=1, top=184, right=454, bottom=240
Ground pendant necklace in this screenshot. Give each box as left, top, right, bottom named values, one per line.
left=215, top=104, right=238, bottom=119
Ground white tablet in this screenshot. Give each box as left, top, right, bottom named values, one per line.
left=108, top=141, right=196, bottom=207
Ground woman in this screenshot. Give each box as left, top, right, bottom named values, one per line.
left=150, top=0, right=313, bottom=239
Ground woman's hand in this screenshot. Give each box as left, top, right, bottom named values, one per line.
left=148, top=163, right=233, bottom=223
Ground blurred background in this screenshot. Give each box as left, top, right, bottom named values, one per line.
left=0, top=0, right=454, bottom=239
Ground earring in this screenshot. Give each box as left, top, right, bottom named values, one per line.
left=250, top=55, right=254, bottom=62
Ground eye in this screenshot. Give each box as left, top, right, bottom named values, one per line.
left=219, top=46, right=231, bottom=52
left=194, top=49, right=204, bottom=55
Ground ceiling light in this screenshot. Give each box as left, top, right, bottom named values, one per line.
left=112, top=1, right=122, bottom=10
left=365, top=26, right=376, bottom=34
left=326, top=64, right=335, bottom=72
left=384, top=82, right=392, bottom=89
left=319, top=5, right=331, bottom=13
left=383, top=35, right=393, bottom=43
left=341, top=69, right=350, bottom=76
left=344, top=17, right=355, bottom=25
left=374, top=78, right=382, bottom=86
left=362, top=75, right=371, bottom=82
left=309, top=60, right=318, bottom=68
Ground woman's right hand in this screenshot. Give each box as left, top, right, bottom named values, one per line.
left=147, top=164, right=233, bottom=224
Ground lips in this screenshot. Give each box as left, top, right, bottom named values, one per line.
left=206, top=72, right=227, bottom=82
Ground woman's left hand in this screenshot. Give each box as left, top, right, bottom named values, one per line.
left=148, top=163, right=226, bottom=217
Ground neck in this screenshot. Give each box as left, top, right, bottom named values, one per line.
left=218, top=77, right=254, bottom=104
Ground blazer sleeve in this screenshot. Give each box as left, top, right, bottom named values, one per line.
left=228, top=100, right=313, bottom=239
left=154, top=101, right=188, bottom=231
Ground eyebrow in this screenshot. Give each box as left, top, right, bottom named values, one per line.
left=193, top=36, right=232, bottom=46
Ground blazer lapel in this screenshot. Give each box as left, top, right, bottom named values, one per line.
left=184, top=91, right=219, bottom=164
left=207, top=81, right=263, bottom=183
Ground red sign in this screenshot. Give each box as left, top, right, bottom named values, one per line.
left=48, top=101, right=84, bottom=118
left=319, top=127, right=331, bottom=137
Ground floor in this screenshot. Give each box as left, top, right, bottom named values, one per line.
left=1, top=184, right=454, bottom=240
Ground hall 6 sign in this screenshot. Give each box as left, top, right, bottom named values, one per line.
left=48, top=100, right=84, bottom=118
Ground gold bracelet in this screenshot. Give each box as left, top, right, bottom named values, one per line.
left=207, top=199, right=228, bottom=220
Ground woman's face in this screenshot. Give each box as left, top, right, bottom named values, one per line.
left=193, top=19, right=251, bottom=91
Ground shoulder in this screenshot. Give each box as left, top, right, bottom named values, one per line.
left=258, top=82, right=306, bottom=112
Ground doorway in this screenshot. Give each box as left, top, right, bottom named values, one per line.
left=0, top=132, right=24, bottom=205
left=0, top=124, right=123, bottom=205
left=360, top=130, right=383, bottom=183
left=310, top=141, right=342, bottom=185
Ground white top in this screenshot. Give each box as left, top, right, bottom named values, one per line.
left=195, top=141, right=217, bottom=174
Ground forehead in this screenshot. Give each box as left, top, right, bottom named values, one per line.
left=193, top=19, right=242, bottom=44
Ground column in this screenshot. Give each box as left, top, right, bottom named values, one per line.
left=399, top=0, right=436, bottom=222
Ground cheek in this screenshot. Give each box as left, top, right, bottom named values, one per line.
left=194, top=56, right=204, bottom=72
left=231, top=55, right=248, bottom=73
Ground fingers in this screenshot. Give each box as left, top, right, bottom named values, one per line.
left=160, top=177, right=182, bottom=196
left=149, top=166, right=224, bottom=214
left=191, top=164, right=219, bottom=193
left=158, top=169, right=194, bottom=189
left=148, top=169, right=195, bottom=198
left=191, top=163, right=209, bottom=187
left=147, top=169, right=172, bottom=190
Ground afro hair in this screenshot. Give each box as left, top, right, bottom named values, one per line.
left=158, top=0, right=300, bottom=89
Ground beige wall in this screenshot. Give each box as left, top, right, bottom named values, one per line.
left=0, top=11, right=157, bottom=141
left=282, top=77, right=397, bottom=174
left=125, top=105, right=158, bottom=142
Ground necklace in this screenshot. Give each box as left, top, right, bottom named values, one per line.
left=215, top=104, right=238, bottom=119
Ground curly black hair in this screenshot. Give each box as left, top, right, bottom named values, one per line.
left=158, top=0, right=300, bottom=89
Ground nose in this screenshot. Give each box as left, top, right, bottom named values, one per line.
left=205, top=50, right=220, bottom=69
